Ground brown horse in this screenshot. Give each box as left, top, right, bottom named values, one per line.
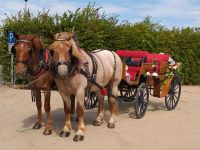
left=12, top=32, right=75, bottom=135
left=49, top=32, right=122, bottom=142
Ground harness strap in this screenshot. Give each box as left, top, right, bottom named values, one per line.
left=83, top=50, right=98, bottom=98
left=84, top=50, right=98, bottom=81
left=29, top=49, right=49, bottom=80
left=80, top=69, right=103, bottom=89
left=80, top=69, right=118, bottom=98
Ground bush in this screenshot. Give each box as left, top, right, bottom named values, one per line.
left=0, top=5, right=200, bottom=84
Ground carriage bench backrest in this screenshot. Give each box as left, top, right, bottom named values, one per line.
left=146, top=53, right=170, bottom=73
left=116, top=50, right=148, bottom=80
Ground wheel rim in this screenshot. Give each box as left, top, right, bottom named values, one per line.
left=135, top=83, right=149, bottom=118
left=165, top=77, right=181, bottom=110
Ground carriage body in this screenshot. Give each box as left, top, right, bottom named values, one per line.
left=116, top=50, right=181, bottom=118
left=116, top=50, right=172, bottom=97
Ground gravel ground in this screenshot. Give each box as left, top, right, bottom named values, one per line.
left=0, top=85, right=199, bottom=150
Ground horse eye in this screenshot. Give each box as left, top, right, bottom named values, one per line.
left=50, top=49, right=54, bottom=56
left=11, top=46, right=16, bottom=55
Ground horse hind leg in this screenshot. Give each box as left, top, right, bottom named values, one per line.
left=43, top=91, right=52, bottom=135
left=107, top=84, right=118, bottom=128
left=32, top=90, right=42, bottom=130
left=93, top=92, right=104, bottom=126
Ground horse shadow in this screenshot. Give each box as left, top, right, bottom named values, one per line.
left=21, top=105, right=111, bottom=135
left=20, top=98, right=166, bottom=134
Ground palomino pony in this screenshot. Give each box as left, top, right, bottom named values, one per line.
left=12, top=32, right=75, bottom=135
left=49, top=32, right=122, bottom=142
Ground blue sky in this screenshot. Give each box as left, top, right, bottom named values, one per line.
left=0, top=0, right=200, bottom=28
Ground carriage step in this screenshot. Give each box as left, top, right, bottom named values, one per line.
left=118, top=96, right=135, bottom=103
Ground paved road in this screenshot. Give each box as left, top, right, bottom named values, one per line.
left=0, top=85, right=199, bottom=150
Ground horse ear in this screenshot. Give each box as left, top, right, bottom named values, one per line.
left=32, top=36, right=44, bottom=51
left=72, top=33, right=78, bottom=42
left=13, top=32, right=19, bottom=39
left=48, top=32, right=55, bottom=41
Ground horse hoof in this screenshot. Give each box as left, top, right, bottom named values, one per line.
left=43, top=129, right=52, bottom=135
left=33, top=123, right=42, bottom=129
left=107, top=123, right=115, bottom=128
left=59, top=131, right=70, bottom=138
left=93, top=120, right=102, bottom=126
left=73, top=135, right=84, bottom=142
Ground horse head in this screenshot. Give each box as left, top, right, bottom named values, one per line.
left=12, top=32, right=44, bottom=79
left=49, top=32, right=83, bottom=80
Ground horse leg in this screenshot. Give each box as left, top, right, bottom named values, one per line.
left=70, top=95, right=75, bottom=119
left=60, top=96, right=71, bottom=138
left=32, top=90, right=42, bottom=129
left=93, top=93, right=104, bottom=126
left=43, top=91, right=52, bottom=135
left=107, top=85, right=118, bottom=128
left=73, top=90, right=85, bottom=142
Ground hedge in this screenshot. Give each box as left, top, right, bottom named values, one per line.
left=0, top=4, right=200, bottom=84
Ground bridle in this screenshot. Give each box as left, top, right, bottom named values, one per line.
left=50, top=38, right=79, bottom=79
left=13, top=38, right=49, bottom=78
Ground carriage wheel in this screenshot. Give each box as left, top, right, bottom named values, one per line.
left=119, top=81, right=136, bottom=98
left=84, top=92, right=98, bottom=109
left=124, top=88, right=136, bottom=98
left=134, top=83, right=149, bottom=119
left=165, top=76, right=181, bottom=110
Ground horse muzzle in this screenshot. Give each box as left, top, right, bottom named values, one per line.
left=57, top=65, right=69, bottom=80
left=15, top=60, right=29, bottom=79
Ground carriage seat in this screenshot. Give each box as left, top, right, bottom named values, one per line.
left=116, top=50, right=149, bottom=81
left=125, top=57, right=146, bottom=67
left=146, top=53, right=170, bottom=72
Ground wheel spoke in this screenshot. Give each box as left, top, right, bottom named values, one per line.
left=173, top=94, right=178, bottom=100
left=169, top=96, right=173, bottom=107
left=174, top=85, right=179, bottom=90
left=173, top=97, right=176, bottom=105
left=171, top=96, right=174, bottom=107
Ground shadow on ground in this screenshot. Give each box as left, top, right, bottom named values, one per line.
left=21, top=97, right=168, bottom=135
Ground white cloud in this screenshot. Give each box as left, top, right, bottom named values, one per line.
left=132, top=0, right=200, bottom=27
left=96, top=0, right=200, bottom=27
left=0, top=0, right=80, bottom=25
left=1, top=0, right=200, bottom=27
left=100, top=5, right=130, bottom=14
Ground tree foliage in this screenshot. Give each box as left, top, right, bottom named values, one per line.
left=0, top=4, right=200, bottom=84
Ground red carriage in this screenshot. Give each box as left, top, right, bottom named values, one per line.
left=116, top=50, right=181, bottom=118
